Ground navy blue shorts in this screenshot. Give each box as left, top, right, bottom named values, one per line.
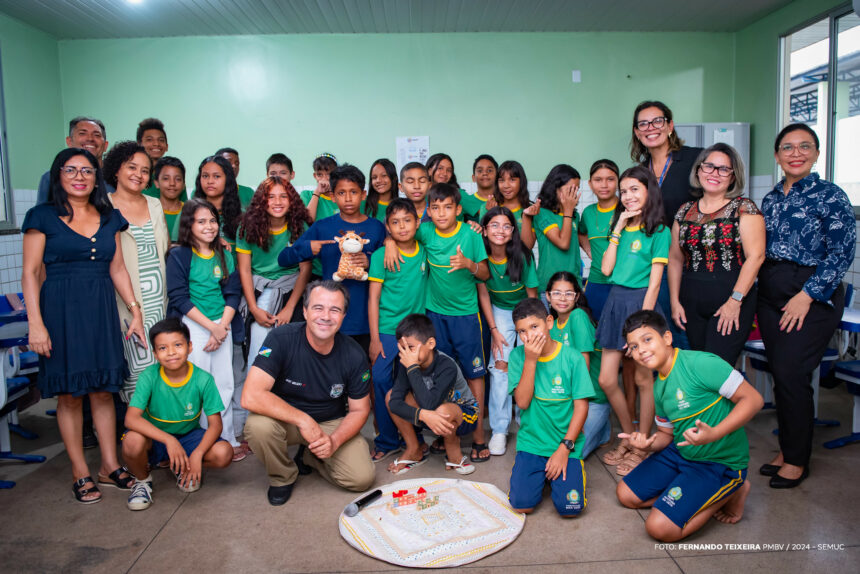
left=427, top=310, right=487, bottom=378
left=622, top=442, right=747, bottom=528
left=509, top=450, right=586, bottom=516
left=147, top=427, right=225, bottom=467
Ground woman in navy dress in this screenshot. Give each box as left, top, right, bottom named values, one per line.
left=22, top=148, right=146, bottom=504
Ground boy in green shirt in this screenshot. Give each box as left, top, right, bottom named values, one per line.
left=461, top=154, right=497, bottom=221
left=123, top=318, right=232, bottom=511
left=398, top=162, right=432, bottom=223
left=368, top=198, right=428, bottom=461
left=384, top=183, right=490, bottom=460
left=507, top=298, right=594, bottom=517
left=617, top=310, right=763, bottom=542
left=217, top=147, right=257, bottom=209
left=300, top=153, right=339, bottom=222
left=153, top=156, right=186, bottom=242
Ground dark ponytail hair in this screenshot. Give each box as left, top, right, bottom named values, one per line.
left=611, top=165, right=666, bottom=236
left=175, top=198, right=229, bottom=285
left=494, top=160, right=531, bottom=210
left=48, top=148, right=111, bottom=221
left=546, top=270, right=596, bottom=326
left=365, top=158, right=399, bottom=218
left=426, top=153, right=459, bottom=189
left=480, top=206, right=533, bottom=284
left=536, top=164, right=580, bottom=214
left=193, top=155, right=241, bottom=241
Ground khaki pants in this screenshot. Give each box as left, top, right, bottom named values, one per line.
left=244, top=413, right=375, bottom=492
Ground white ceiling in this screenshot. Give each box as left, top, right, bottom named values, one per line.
left=0, top=0, right=797, bottom=39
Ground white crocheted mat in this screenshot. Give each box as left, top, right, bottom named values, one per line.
left=339, top=478, right=525, bottom=568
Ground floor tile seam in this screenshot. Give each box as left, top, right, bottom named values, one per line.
left=124, top=492, right=190, bottom=573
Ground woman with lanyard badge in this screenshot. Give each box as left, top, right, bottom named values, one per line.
left=630, top=101, right=702, bottom=345
left=757, top=124, right=854, bottom=488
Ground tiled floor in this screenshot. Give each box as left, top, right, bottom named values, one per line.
left=1, top=384, right=858, bottom=573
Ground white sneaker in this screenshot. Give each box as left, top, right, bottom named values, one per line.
left=175, top=471, right=201, bottom=493
left=488, top=433, right=507, bottom=456
left=127, top=480, right=153, bottom=511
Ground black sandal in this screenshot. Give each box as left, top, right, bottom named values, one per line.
left=73, top=476, right=102, bottom=504
left=470, top=443, right=491, bottom=463
left=98, top=466, right=135, bottom=489
left=429, top=438, right=446, bottom=455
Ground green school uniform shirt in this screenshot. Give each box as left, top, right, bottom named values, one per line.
left=534, top=208, right=583, bottom=289
left=459, top=190, right=489, bottom=221
left=164, top=203, right=182, bottom=242
left=579, top=202, right=617, bottom=285
left=484, top=254, right=539, bottom=310
left=236, top=224, right=299, bottom=280
left=655, top=349, right=749, bottom=470
left=129, top=363, right=224, bottom=436
left=238, top=184, right=256, bottom=210
left=416, top=221, right=487, bottom=316
left=608, top=224, right=670, bottom=289
left=300, top=189, right=340, bottom=276
left=190, top=248, right=234, bottom=321
left=551, top=310, right=607, bottom=404
left=368, top=242, right=428, bottom=335
left=508, top=342, right=595, bottom=458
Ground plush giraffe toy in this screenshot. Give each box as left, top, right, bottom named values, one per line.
left=333, top=230, right=370, bottom=281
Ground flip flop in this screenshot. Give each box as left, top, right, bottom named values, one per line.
left=470, top=443, right=490, bottom=463
left=446, top=455, right=476, bottom=475
left=429, top=437, right=446, bottom=455
left=389, top=453, right=428, bottom=475
left=371, top=446, right=402, bottom=463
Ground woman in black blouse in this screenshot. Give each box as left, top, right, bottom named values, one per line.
left=668, top=143, right=765, bottom=364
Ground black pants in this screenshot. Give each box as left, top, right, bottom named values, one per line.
left=679, top=271, right=756, bottom=365
left=756, top=260, right=844, bottom=467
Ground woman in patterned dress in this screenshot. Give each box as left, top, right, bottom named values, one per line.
left=667, top=143, right=765, bottom=365
left=103, top=141, right=169, bottom=402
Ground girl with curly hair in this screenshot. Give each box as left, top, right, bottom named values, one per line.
left=234, top=177, right=313, bottom=449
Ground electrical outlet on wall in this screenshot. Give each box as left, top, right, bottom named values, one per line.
left=571, top=70, right=581, bottom=83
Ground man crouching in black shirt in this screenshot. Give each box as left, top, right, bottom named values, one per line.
left=242, top=280, right=374, bottom=505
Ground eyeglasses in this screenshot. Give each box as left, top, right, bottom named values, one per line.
left=778, top=142, right=816, bottom=155
left=635, top=117, right=668, bottom=131
left=60, top=166, right=96, bottom=178
left=486, top=223, right=514, bottom=232
left=549, top=290, right=577, bottom=299
left=698, top=162, right=734, bottom=177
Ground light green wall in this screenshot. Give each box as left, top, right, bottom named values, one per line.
left=58, top=32, right=735, bottom=188
left=733, top=0, right=846, bottom=176
left=0, top=13, right=63, bottom=189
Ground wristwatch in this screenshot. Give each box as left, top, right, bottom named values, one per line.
left=561, top=439, right=575, bottom=451
left=731, top=291, right=744, bottom=302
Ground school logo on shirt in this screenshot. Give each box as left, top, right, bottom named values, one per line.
left=420, top=262, right=426, bottom=273
left=213, top=265, right=223, bottom=278
left=551, top=374, right=565, bottom=394
left=562, top=333, right=569, bottom=345
left=361, top=370, right=370, bottom=382
left=184, top=403, right=194, bottom=417
left=472, top=356, right=483, bottom=369
left=329, top=383, right=344, bottom=398
left=566, top=489, right=580, bottom=504
left=676, top=389, right=690, bottom=410
left=631, top=239, right=642, bottom=253
left=258, top=346, right=272, bottom=357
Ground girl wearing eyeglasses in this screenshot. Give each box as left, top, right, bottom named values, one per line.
left=546, top=271, right=611, bottom=459
left=755, top=124, right=855, bottom=489
left=667, top=143, right=764, bottom=365
left=477, top=206, right=539, bottom=456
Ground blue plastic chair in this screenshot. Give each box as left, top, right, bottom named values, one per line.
left=823, top=361, right=860, bottom=449
left=0, top=294, right=46, bottom=489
